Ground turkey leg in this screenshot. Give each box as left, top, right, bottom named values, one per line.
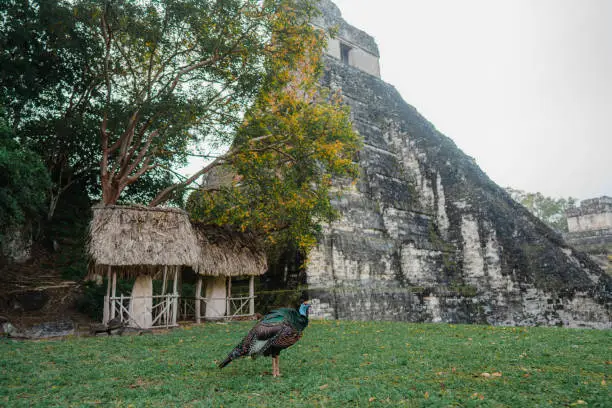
left=273, top=355, right=280, bottom=377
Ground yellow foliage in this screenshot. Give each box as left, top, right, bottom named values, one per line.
left=188, top=0, right=361, bottom=257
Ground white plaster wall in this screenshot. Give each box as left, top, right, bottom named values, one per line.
left=348, top=48, right=381, bottom=77
left=129, top=275, right=153, bottom=329
left=205, top=276, right=227, bottom=319
left=567, top=212, right=612, bottom=232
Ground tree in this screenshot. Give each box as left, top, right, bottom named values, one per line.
left=0, top=1, right=93, bottom=130
left=0, top=118, right=51, bottom=233
left=506, top=187, right=577, bottom=232
left=187, top=2, right=361, bottom=252
left=1, top=0, right=293, bottom=215
left=0, top=0, right=103, bottom=220
left=59, top=0, right=288, bottom=206
left=1, top=0, right=360, bottom=251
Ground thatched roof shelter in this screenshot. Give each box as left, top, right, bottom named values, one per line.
left=88, top=205, right=200, bottom=277
left=88, top=205, right=266, bottom=325
left=193, top=224, right=267, bottom=277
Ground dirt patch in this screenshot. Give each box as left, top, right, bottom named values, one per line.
left=0, top=247, right=94, bottom=329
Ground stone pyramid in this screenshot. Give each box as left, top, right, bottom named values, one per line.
left=304, top=0, right=611, bottom=328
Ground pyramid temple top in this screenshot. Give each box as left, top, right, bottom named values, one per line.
left=313, top=0, right=381, bottom=78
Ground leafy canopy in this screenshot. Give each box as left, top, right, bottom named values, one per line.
left=1, top=0, right=300, bottom=210
left=506, top=187, right=577, bottom=232
left=0, top=118, right=51, bottom=229
left=0, top=0, right=361, bottom=255
left=0, top=0, right=104, bottom=219
left=78, top=0, right=285, bottom=205
left=188, top=1, right=362, bottom=252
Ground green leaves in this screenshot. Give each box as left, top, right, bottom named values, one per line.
left=0, top=119, right=51, bottom=228
left=1, top=0, right=348, bottom=213
left=86, top=0, right=290, bottom=204
left=187, top=1, right=361, bottom=253
left=1, top=0, right=105, bottom=220
left=506, top=187, right=577, bottom=232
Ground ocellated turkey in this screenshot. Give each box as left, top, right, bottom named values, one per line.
left=218, top=301, right=311, bottom=377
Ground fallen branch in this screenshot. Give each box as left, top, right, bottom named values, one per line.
left=7, top=283, right=78, bottom=294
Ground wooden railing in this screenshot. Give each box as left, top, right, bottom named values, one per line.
left=179, top=298, right=196, bottom=320
left=191, top=295, right=256, bottom=322
left=104, top=293, right=256, bottom=327
left=227, top=295, right=255, bottom=318
left=105, top=294, right=179, bottom=329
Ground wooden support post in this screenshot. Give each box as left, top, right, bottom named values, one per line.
left=162, top=266, right=168, bottom=326
left=195, top=276, right=203, bottom=324
left=249, top=276, right=255, bottom=316
left=110, top=269, right=117, bottom=319
left=119, top=294, right=123, bottom=324
left=161, top=265, right=168, bottom=295
left=172, top=266, right=179, bottom=326
left=165, top=293, right=170, bottom=328
left=226, top=277, right=232, bottom=318
left=103, top=266, right=111, bottom=323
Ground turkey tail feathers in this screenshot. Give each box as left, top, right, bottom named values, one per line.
left=218, top=356, right=232, bottom=369
left=218, top=348, right=242, bottom=369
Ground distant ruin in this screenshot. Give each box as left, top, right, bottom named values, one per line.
left=300, top=0, right=611, bottom=328
left=565, top=196, right=612, bottom=274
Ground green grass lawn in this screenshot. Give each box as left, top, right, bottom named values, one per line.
left=1, top=321, right=610, bottom=407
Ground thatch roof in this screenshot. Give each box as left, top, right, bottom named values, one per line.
left=88, top=205, right=267, bottom=278
left=88, top=205, right=200, bottom=276
left=193, top=224, right=267, bottom=277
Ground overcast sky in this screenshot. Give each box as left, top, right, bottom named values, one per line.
left=332, top=0, right=611, bottom=200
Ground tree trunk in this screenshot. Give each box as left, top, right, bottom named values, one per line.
left=102, top=180, right=123, bottom=206
left=47, top=191, right=60, bottom=221
left=148, top=158, right=222, bottom=207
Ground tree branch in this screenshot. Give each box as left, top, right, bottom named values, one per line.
left=112, top=32, right=141, bottom=96
left=149, top=157, right=225, bottom=207
left=100, top=6, right=113, bottom=196
left=125, top=158, right=156, bottom=185
left=122, top=129, right=159, bottom=180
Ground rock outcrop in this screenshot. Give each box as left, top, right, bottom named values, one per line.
left=1, top=319, right=75, bottom=339
left=0, top=223, right=33, bottom=264
left=304, top=0, right=611, bottom=328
